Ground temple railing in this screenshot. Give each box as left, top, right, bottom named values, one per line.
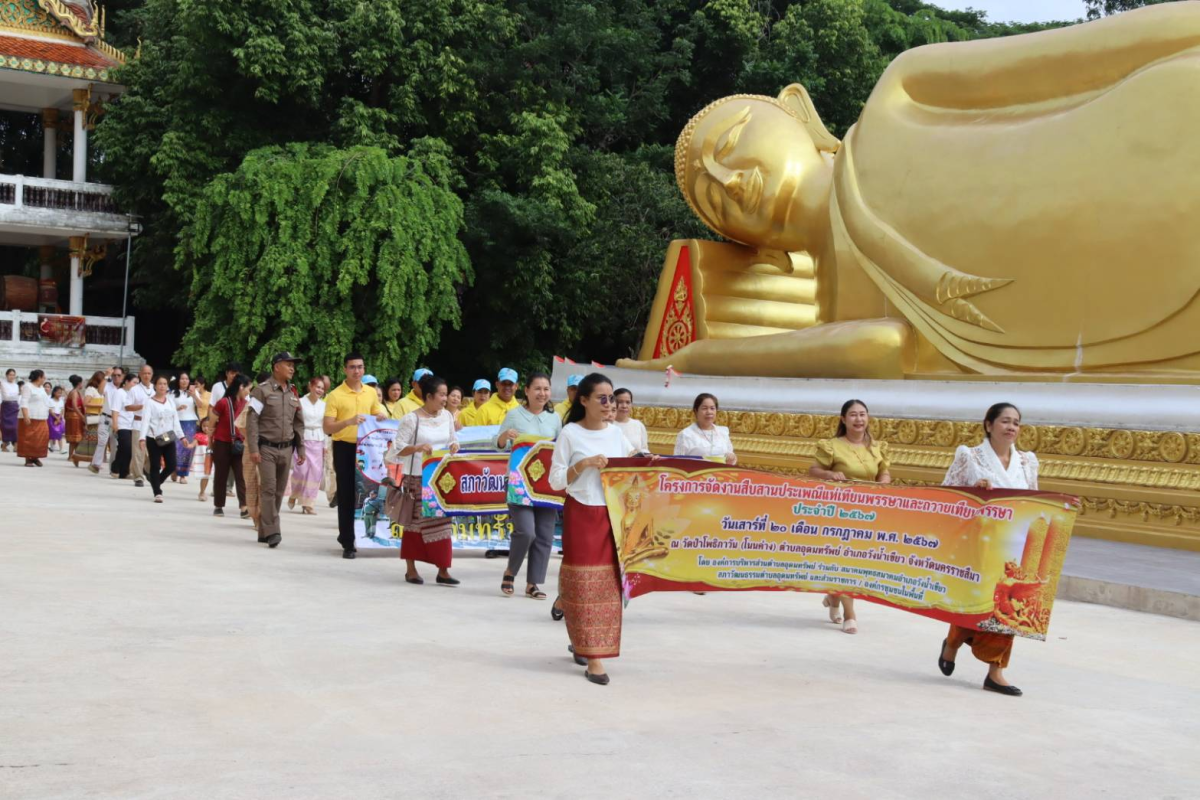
left=0, top=174, right=119, bottom=214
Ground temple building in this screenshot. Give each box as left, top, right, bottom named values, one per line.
left=0, top=0, right=141, bottom=380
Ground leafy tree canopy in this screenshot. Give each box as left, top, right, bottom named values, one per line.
left=176, top=142, right=470, bottom=380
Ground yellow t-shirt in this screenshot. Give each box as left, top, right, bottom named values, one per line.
left=814, top=438, right=891, bottom=481
left=554, top=399, right=571, bottom=421
left=324, top=381, right=386, bottom=443
left=396, top=391, right=422, bottom=417
left=473, top=394, right=520, bottom=426
left=458, top=402, right=484, bottom=426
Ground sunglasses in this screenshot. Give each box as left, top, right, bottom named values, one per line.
left=594, top=394, right=615, bottom=405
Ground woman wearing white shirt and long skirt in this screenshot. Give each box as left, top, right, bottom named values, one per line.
left=287, top=376, right=327, bottom=514
left=17, top=370, right=50, bottom=466
left=674, top=393, right=737, bottom=464
left=387, top=374, right=461, bottom=586
left=549, top=372, right=639, bottom=686
left=938, top=403, right=1037, bottom=698
left=139, top=374, right=192, bottom=502
left=171, top=373, right=199, bottom=484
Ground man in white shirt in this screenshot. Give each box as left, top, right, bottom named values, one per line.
left=110, top=373, right=137, bottom=478
left=124, top=364, right=153, bottom=487
left=89, top=366, right=124, bottom=472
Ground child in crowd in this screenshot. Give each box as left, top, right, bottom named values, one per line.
left=193, top=431, right=212, bottom=502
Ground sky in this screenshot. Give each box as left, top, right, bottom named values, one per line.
left=934, top=0, right=1087, bottom=23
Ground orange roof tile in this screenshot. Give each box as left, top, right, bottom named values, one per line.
left=0, top=33, right=116, bottom=68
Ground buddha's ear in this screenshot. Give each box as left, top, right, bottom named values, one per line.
left=777, top=84, right=840, bottom=153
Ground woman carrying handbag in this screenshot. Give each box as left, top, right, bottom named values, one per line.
left=138, top=374, right=194, bottom=502
left=385, top=374, right=461, bottom=586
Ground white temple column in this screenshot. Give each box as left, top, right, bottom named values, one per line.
left=72, top=89, right=88, bottom=183
left=42, top=108, right=57, bottom=179
left=69, top=236, right=84, bottom=316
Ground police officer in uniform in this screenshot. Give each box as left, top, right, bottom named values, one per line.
left=246, top=352, right=305, bottom=548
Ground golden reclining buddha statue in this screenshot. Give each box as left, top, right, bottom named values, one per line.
left=620, top=3, right=1200, bottom=382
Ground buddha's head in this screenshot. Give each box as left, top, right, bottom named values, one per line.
left=676, top=84, right=840, bottom=252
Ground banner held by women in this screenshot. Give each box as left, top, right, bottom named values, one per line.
left=599, top=458, right=1078, bottom=640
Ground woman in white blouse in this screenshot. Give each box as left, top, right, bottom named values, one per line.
left=938, top=403, right=1037, bottom=698
left=17, top=370, right=50, bottom=466
left=386, top=374, right=461, bottom=586
left=287, top=376, right=327, bottom=515
left=549, top=372, right=640, bottom=687
left=138, top=374, right=193, bottom=502
left=612, top=388, right=648, bottom=453
left=171, top=372, right=200, bottom=485
left=674, top=393, right=736, bottom=465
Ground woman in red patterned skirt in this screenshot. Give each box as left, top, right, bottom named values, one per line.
left=549, top=372, right=640, bottom=686
left=387, top=374, right=461, bottom=586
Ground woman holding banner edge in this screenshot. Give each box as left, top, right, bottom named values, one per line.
left=549, top=372, right=641, bottom=686
left=808, top=399, right=891, bottom=634
left=496, top=372, right=562, bottom=600
left=937, top=402, right=1036, bottom=697
left=388, top=373, right=461, bottom=586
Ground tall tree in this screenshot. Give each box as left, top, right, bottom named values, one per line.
left=176, top=142, right=470, bottom=379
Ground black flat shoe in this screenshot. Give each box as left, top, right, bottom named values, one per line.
left=267, top=534, right=281, bottom=548
left=568, top=645, right=587, bottom=667
left=405, top=575, right=424, bottom=584
left=983, top=676, right=1022, bottom=696
left=938, top=638, right=955, bottom=676
left=551, top=598, right=565, bottom=622
left=213, top=508, right=224, bottom=517
left=436, top=575, right=461, bottom=586
left=342, top=549, right=356, bottom=560
left=585, top=671, right=610, bottom=686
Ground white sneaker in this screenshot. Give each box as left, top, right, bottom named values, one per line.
left=154, top=495, right=164, bottom=503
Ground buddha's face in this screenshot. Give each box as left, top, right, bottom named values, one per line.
left=684, top=98, right=827, bottom=251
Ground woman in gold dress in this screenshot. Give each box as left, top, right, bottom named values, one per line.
left=807, top=399, right=891, bottom=634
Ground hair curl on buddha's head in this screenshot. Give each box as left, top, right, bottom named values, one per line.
left=675, top=85, right=840, bottom=236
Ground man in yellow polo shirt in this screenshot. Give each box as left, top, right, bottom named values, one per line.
left=457, top=378, right=490, bottom=427
left=396, top=367, right=430, bottom=417
left=473, top=367, right=520, bottom=426
left=554, top=374, right=582, bottom=421
left=323, top=351, right=388, bottom=560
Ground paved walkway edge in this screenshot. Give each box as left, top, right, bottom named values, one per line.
left=1058, top=574, right=1199, bottom=621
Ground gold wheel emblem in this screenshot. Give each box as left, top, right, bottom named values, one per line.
left=437, top=471, right=457, bottom=495
left=527, top=458, right=546, bottom=482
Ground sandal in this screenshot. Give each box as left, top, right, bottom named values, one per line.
left=842, top=618, right=858, bottom=635
left=551, top=598, right=565, bottom=621
left=501, top=574, right=515, bottom=596
left=823, top=595, right=843, bottom=624
left=301, top=507, right=316, bottom=515
left=526, top=585, right=547, bottom=600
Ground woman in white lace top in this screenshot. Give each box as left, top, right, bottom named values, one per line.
left=386, top=374, right=460, bottom=586
left=674, top=393, right=736, bottom=464
left=938, top=403, right=1037, bottom=698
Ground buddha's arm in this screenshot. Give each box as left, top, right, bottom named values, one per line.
left=618, top=319, right=913, bottom=380
left=888, top=3, right=1200, bottom=111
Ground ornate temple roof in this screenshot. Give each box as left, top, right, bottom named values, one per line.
left=0, top=0, right=124, bottom=84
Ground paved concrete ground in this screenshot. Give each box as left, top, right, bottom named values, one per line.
left=3, top=452, right=1199, bottom=800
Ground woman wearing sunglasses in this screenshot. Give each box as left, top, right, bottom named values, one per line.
left=549, top=373, right=640, bottom=686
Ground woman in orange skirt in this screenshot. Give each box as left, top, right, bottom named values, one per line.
left=64, top=374, right=86, bottom=463
left=548, top=372, right=641, bottom=686
left=938, top=402, right=1039, bottom=697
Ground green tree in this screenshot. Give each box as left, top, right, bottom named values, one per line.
left=176, top=142, right=470, bottom=379
left=1084, top=0, right=1171, bottom=21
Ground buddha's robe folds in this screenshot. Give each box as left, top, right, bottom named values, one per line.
left=832, top=3, right=1200, bottom=374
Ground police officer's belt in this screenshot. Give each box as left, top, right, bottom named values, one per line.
left=258, top=438, right=294, bottom=449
